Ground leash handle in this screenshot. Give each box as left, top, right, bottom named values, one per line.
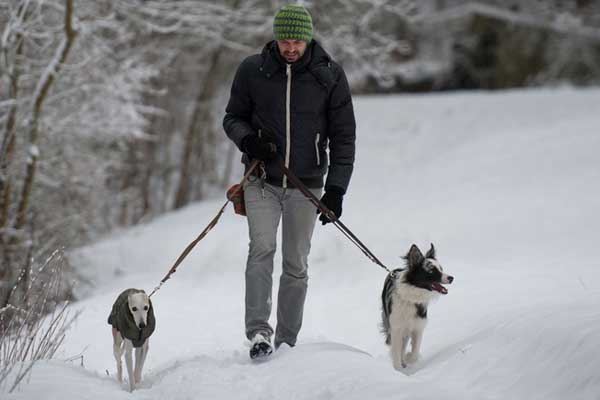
left=275, top=158, right=392, bottom=274
left=149, top=160, right=261, bottom=298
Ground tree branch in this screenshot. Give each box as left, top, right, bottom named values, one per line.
left=13, top=0, right=77, bottom=233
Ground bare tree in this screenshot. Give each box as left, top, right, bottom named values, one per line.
left=0, top=0, right=77, bottom=309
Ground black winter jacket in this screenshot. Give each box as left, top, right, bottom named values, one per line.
left=108, top=289, right=156, bottom=348
left=223, top=40, right=356, bottom=194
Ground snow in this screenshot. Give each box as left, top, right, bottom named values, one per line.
left=28, top=145, right=39, bottom=158
left=5, top=87, right=600, bottom=399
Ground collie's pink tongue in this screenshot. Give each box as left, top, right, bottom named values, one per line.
left=431, top=283, right=448, bottom=294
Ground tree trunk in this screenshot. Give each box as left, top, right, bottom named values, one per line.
left=172, top=0, right=245, bottom=209
left=140, top=139, right=155, bottom=219
left=119, top=141, right=141, bottom=226
left=173, top=48, right=225, bottom=209
left=0, top=38, right=23, bottom=231
left=139, top=100, right=160, bottom=220
left=1, top=1, right=29, bottom=237
left=1, top=0, right=77, bottom=309
left=0, top=2, right=29, bottom=308
left=0, top=44, right=22, bottom=296
left=13, top=0, right=77, bottom=233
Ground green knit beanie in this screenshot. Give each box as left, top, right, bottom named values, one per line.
left=273, top=5, right=313, bottom=42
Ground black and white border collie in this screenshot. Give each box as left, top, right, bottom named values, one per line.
left=381, top=244, right=453, bottom=369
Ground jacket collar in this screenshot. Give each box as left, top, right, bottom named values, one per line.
left=260, top=40, right=331, bottom=79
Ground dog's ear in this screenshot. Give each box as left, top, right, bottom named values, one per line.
left=405, top=244, right=425, bottom=268
left=425, top=243, right=436, bottom=260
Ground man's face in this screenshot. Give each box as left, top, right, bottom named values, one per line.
left=276, top=39, right=308, bottom=63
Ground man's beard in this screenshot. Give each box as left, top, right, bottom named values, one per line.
left=283, top=52, right=299, bottom=62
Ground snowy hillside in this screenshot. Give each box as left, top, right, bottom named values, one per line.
left=6, top=88, right=600, bottom=400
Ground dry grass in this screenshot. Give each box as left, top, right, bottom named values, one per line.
left=0, top=249, right=79, bottom=393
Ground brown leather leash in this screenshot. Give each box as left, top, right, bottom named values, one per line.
left=148, top=156, right=394, bottom=298
left=275, top=158, right=394, bottom=275
left=148, top=160, right=260, bottom=298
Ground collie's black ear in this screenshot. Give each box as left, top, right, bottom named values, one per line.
left=405, top=244, right=424, bottom=268
left=425, top=243, right=436, bottom=260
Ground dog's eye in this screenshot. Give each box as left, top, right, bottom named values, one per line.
left=132, top=307, right=138, bottom=312
left=144, top=306, right=148, bottom=311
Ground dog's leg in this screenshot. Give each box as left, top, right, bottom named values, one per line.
left=390, top=331, right=401, bottom=370
left=390, top=330, right=409, bottom=370
left=406, top=330, right=423, bottom=365
left=134, top=340, right=149, bottom=385
left=134, top=346, right=143, bottom=385
left=123, top=339, right=135, bottom=392
left=112, top=328, right=124, bottom=383
left=135, top=340, right=149, bottom=384
left=400, top=335, right=410, bottom=368
left=135, top=339, right=150, bottom=383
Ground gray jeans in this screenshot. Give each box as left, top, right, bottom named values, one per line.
left=243, top=177, right=321, bottom=346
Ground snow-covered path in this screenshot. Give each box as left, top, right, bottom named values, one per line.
left=7, top=88, right=600, bottom=400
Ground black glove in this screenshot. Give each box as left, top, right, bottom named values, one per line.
left=242, top=134, right=277, bottom=161
left=317, top=187, right=344, bottom=225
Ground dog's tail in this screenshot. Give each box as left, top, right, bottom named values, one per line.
left=381, top=269, right=402, bottom=345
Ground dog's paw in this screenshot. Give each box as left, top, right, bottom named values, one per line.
left=394, top=363, right=408, bottom=371
left=392, top=359, right=407, bottom=370
left=405, top=351, right=420, bottom=365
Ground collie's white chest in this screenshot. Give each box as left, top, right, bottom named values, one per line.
left=388, top=281, right=437, bottom=336
left=389, top=298, right=428, bottom=336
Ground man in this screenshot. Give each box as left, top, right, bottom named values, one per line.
left=223, top=4, right=356, bottom=360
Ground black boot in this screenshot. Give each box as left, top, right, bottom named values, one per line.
left=249, top=333, right=273, bottom=360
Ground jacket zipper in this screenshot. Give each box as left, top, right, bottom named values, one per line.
left=315, top=133, right=321, bottom=165
left=283, top=63, right=292, bottom=188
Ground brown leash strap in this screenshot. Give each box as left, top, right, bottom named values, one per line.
left=275, top=158, right=393, bottom=275
left=148, top=160, right=261, bottom=298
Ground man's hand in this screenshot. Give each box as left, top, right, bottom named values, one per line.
left=317, top=187, right=344, bottom=225
left=242, top=135, right=277, bottom=161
